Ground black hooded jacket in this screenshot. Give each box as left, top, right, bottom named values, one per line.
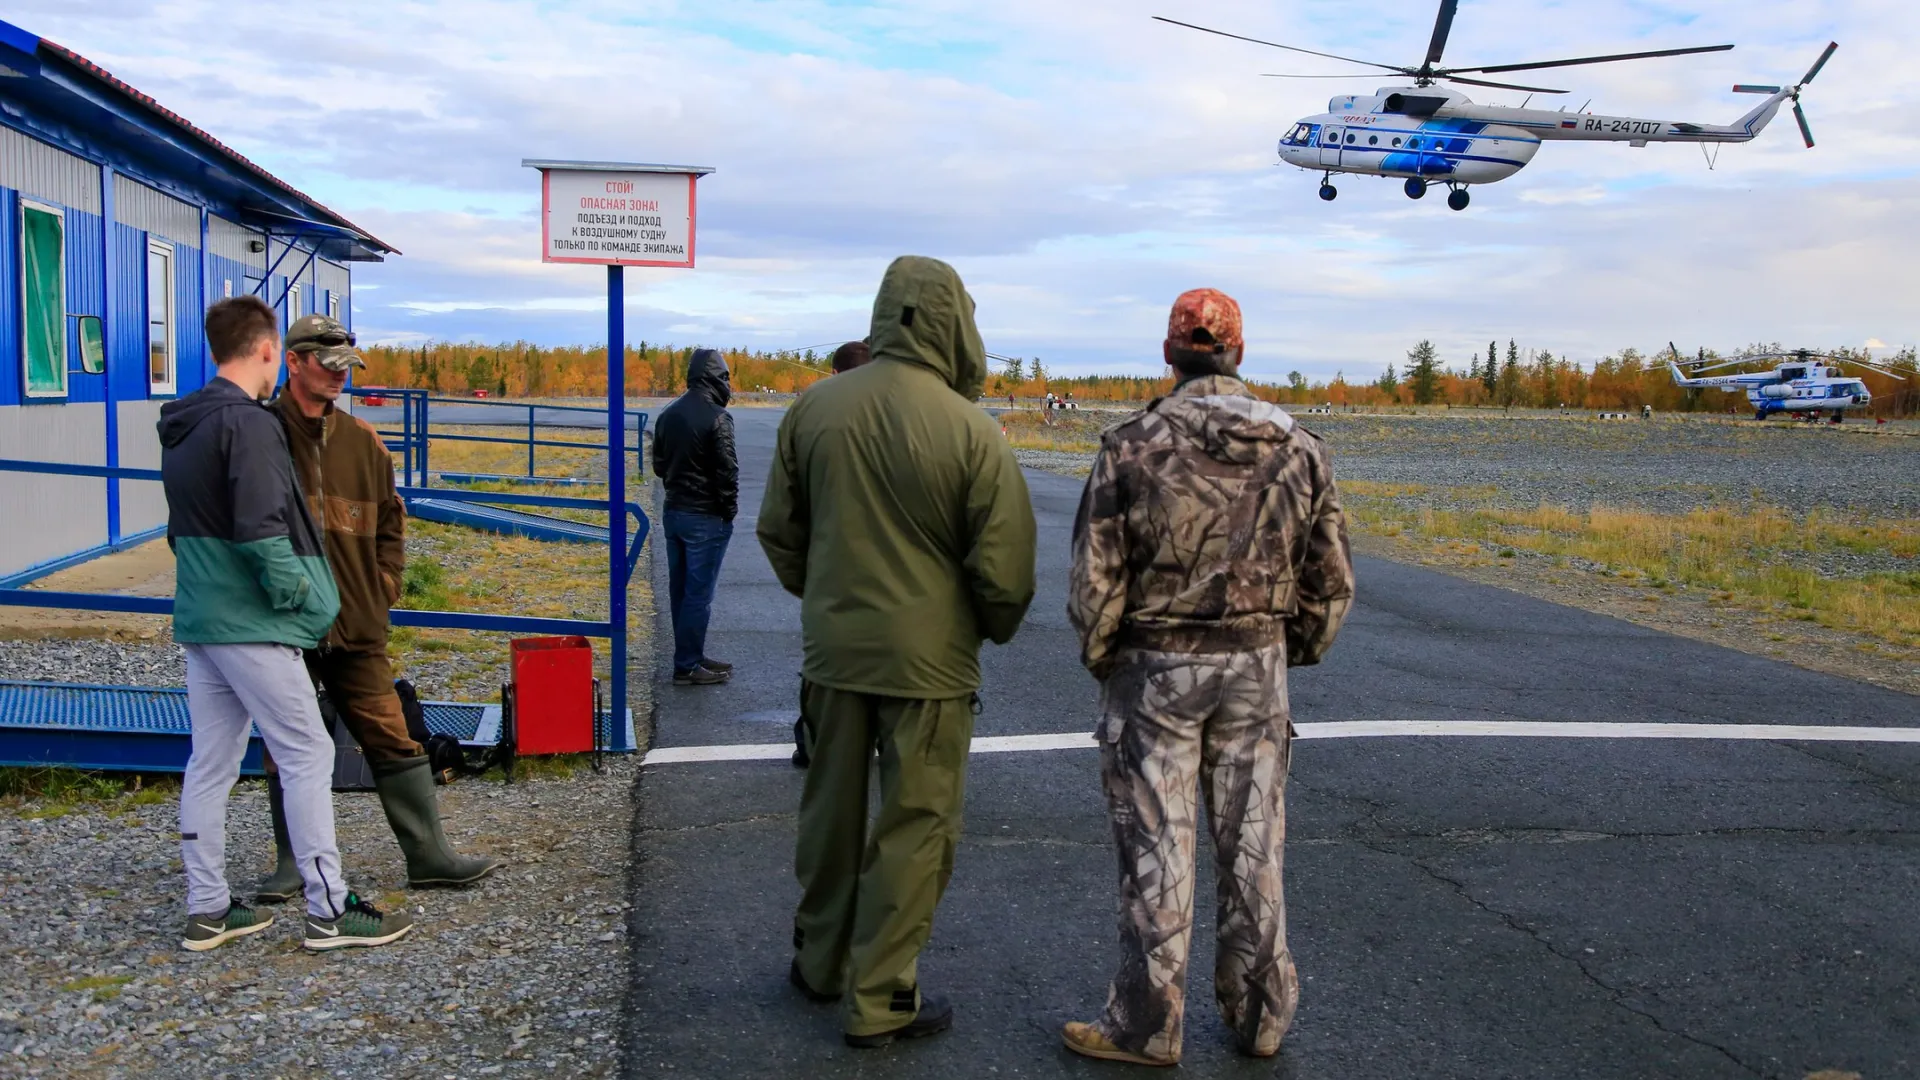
left=651, top=348, right=739, bottom=521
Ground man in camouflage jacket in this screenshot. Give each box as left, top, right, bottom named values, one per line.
left=1063, top=288, right=1354, bottom=1066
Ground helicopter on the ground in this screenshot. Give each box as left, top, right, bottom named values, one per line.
left=1666, top=345, right=1905, bottom=422
left=1155, top=1, right=1836, bottom=209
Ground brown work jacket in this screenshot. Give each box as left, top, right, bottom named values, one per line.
left=274, top=393, right=405, bottom=652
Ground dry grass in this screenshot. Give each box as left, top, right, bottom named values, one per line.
left=423, top=424, right=611, bottom=481
left=1344, top=483, right=1920, bottom=649
left=1000, top=409, right=1104, bottom=453
left=390, top=521, right=653, bottom=701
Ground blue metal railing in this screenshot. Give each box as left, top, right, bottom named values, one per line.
left=348, top=387, right=646, bottom=487
left=0, top=439, right=650, bottom=750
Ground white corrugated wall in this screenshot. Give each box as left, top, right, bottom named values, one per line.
left=0, top=126, right=100, bottom=211
left=113, top=175, right=199, bottom=247
left=115, top=400, right=169, bottom=537
left=0, top=404, right=108, bottom=578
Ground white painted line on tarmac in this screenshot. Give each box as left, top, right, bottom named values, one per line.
left=640, top=721, right=1920, bottom=766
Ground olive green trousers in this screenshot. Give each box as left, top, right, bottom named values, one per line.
left=791, top=682, right=974, bottom=1036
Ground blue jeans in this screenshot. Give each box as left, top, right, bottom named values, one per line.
left=663, top=508, right=733, bottom=674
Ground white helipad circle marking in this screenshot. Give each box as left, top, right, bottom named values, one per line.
left=640, top=721, right=1920, bottom=766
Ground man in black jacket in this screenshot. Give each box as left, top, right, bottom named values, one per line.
left=651, top=348, right=739, bottom=685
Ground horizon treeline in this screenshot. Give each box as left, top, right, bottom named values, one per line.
left=356, top=339, right=1920, bottom=417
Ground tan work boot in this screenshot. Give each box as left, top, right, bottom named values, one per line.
left=1061, top=1022, right=1180, bottom=1067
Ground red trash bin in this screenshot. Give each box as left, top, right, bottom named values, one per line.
left=510, top=636, right=594, bottom=754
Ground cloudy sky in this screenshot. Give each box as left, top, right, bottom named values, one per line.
left=28, top=0, right=1918, bottom=381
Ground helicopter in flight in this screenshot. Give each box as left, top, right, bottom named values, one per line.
left=1156, top=0, right=1837, bottom=209
left=1667, top=345, right=1905, bottom=422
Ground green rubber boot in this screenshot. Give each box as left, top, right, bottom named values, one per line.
left=253, top=771, right=303, bottom=904
left=373, top=756, right=502, bottom=887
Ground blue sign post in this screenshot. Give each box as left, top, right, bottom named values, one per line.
left=525, top=159, right=715, bottom=751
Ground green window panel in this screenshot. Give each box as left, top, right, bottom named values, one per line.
left=21, top=202, right=66, bottom=398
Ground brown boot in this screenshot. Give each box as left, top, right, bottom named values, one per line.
left=1061, top=1022, right=1179, bottom=1067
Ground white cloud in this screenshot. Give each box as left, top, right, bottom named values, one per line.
left=25, top=0, right=1920, bottom=377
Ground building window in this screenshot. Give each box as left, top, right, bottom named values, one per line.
left=148, top=239, right=176, bottom=395
left=20, top=200, right=67, bottom=398
left=223, top=278, right=233, bottom=299
left=287, top=283, right=301, bottom=327
left=327, top=291, right=340, bottom=321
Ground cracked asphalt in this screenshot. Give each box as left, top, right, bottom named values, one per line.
left=623, top=407, right=1919, bottom=1079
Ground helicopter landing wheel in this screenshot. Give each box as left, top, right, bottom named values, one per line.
left=1447, top=187, right=1471, bottom=211
left=1755, top=410, right=1768, bottom=421
left=1319, top=183, right=1338, bottom=201
left=1404, top=177, right=1427, bottom=200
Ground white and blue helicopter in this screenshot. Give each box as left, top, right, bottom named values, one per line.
left=1156, top=1, right=1836, bottom=209
left=1667, top=346, right=1904, bottom=422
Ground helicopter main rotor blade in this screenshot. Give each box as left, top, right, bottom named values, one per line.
left=1793, top=101, right=1815, bottom=148
left=1443, top=74, right=1569, bottom=94
left=1424, top=0, right=1461, bottom=69
left=1732, top=84, right=1782, bottom=94
left=1150, top=16, right=1409, bottom=73
left=1259, top=73, right=1395, bottom=79
left=1447, top=42, right=1733, bottom=76
left=1837, top=356, right=1908, bottom=380
left=1801, top=41, right=1838, bottom=86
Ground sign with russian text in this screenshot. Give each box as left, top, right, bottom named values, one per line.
left=539, top=169, right=698, bottom=268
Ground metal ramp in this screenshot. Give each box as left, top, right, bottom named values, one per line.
left=0, top=680, right=497, bottom=774
left=406, top=497, right=609, bottom=544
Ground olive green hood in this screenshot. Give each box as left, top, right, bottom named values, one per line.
left=867, top=255, right=987, bottom=400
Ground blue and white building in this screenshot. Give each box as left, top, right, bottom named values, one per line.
left=0, top=18, right=396, bottom=583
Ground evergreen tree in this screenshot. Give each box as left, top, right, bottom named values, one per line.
left=1377, top=363, right=1399, bottom=397
left=1287, top=370, right=1308, bottom=395
left=1482, top=339, right=1499, bottom=395
left=1499, top=341, right=1521, bottom=406
left=1468, top=352, right=1480, bottom=382
left=1002, top=355, right=1025, bottom=383
left=1407, top=339, right=1440, bottom=405
left=1030, top=356, right=1047, bottom=385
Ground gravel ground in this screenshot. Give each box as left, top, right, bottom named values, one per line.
left=0, top=759, right=637, bottom=1079
left=1021, top=410, right=1920, bottom=517
left=0, top=537, right=655, bottom=1079
left=1307, top=413, right=1920, bottom=516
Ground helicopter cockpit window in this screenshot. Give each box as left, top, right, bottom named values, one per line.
left=1283, top=123, right=1316, bottom=146
left=1781, top=366, right=1805, bottom=381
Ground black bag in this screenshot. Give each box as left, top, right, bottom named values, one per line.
left=325, top=691, right=377, bottom=792
left=395, top=677, right=476, bottom=785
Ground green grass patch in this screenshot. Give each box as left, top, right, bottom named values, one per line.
left=60, top=974, right=133, bottom=1002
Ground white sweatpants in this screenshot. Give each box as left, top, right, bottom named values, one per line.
left=180, top=643, right=348, bottom=919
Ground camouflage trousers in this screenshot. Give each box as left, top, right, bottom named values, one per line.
left=1092, top=641, right=1298, bottom=1060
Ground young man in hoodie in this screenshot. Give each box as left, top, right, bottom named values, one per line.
left=249, top=314, right=498, bottom=900
left=758, top=256, right=1037, bottom=1048
left=160, top=296, right=411, bottom=952
left=1063, top=289, right=1354, bottom=1065
left=651, top=348, right=739, bottom=686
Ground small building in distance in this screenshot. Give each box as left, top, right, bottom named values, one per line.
left=0, top=18, right=397, bottom=582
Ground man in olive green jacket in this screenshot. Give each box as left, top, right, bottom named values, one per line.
left=758, top=255, right=1037, bottom=1047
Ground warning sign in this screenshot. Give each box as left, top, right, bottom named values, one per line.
left=537, top=168, right=701, bottom=268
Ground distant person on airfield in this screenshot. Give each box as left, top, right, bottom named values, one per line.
left=253, top=314, right=499, bottom=903
left=652, top=348, right=740, bottom=686
left=160, top=297, right=410, bottom=953
left=830, top=340, right=871, bottom=374
left=1064, top=287, right=1353, bottom=1065
left=759, top=255, right=1037, bottom=1048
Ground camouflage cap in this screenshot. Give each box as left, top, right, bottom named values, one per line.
left=1166, top=288, right=1243, bottom=353
left=286, top=314, right=364, bottom=372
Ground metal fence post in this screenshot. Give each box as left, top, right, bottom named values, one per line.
left=528, top=403, right=536, bottom=479
left=607, top=265, right=629, bottom=751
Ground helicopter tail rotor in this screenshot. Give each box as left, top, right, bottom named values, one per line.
left=1787, top=42, right=1837, bottom=149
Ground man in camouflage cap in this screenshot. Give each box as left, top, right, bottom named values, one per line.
left=1063, top=288, right=1354, bottom=1065
left=254, top=314, right=500, bottom=903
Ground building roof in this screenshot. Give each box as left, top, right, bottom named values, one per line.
left=0, top=20, right=398, bottom=261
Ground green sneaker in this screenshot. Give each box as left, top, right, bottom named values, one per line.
left=181, top=899, right=274, bottom=952
left=303, top=893, right=415, bottom=951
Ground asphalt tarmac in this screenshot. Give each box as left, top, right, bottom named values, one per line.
left=623, top=405, right=1918, bottom=1080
